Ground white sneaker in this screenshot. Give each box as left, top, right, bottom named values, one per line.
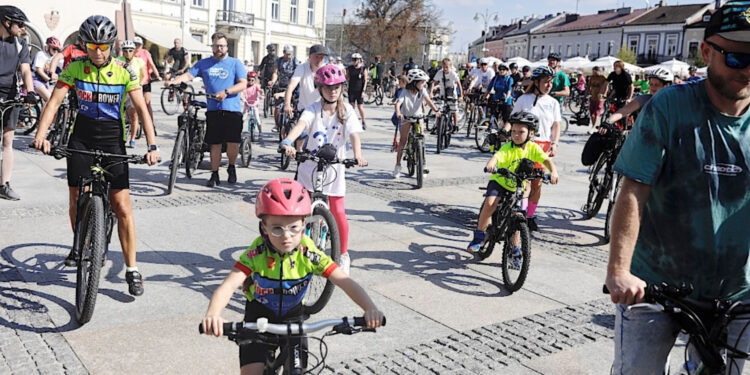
left=393, top=165, right=402, bottom=179
left=339, top=252, right=351, bottom=275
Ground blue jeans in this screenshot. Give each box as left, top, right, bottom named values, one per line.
left=612, top=303, right=750, bottom=374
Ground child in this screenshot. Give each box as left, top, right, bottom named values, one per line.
left=467, top=111, right=559, bottom=253
left=201, top=178, right=384, bottom=375
left=389, top=75, right=408, bottom=152
left=393, top=69, right=439, bottom=179
left=280, top=65, right=366, bottom=275
left=242, top=71, right=264, bottom=136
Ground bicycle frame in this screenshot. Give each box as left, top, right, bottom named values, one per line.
left=72, top=163, right=115, bottom=258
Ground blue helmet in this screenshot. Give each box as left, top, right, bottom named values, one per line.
left=531, top=66, right=555, bottom=79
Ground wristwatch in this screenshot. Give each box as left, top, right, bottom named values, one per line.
left=224, top=89, right=230, bottom=96
left=148, top=144, right=159, bottom=152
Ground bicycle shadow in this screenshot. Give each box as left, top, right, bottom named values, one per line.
left=532, top=206, right=610, bottom=247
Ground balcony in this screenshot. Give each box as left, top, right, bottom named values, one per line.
left=216, top=10, right=254, bottom=26
left=636, top=53, right=678, bottom=66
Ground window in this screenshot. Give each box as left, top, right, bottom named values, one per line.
left=688, top=41, right=700, bottom=58
left=557, top=44, right=562, bottom=54
left=607, top=41, right=614, bottom=56
left=576, top=43, right=580, bottom=56
left=627, top=35, right=638, bottom=52
left=223, top=0, right=234, bottom=10
left=272, top=0, right=280, bottom=21
left=566, top=44, right=571, bottom=57
left=585, top=42, right=591, bottom=56
left=597, top=42, right=601, bottom=57
left=192, top=0, right=204, bottom=7
left=532, top=46, right=538, bottom=59
left=539, top=45, right=544, bottom=58
left=646, top=35, right=658, bottom=58
left=665, top=33, right=678, bottom=56
left=307, top=0, right=315, bottom=26
left=290, top=0, right=298, bottom=23
left=192, top=33, right=203, bottom=43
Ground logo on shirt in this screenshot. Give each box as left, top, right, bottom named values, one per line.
left=76, top=88, right=121, bottom=104
left=703, top=163, right=743, bottom=176
left=208, top=66, right=229, bottom=79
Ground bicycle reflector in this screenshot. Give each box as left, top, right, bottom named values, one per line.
left=317, top=144, right=337, bottom=162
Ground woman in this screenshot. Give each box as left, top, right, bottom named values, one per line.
left=509, top=66, right=561, bottom=231
left=600, top=67, right=673, bottom=133
left=280, top=65, right=366, bottom=275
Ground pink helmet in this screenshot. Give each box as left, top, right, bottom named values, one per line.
left=255, top=178, right=311, bottom=217
left=314, top=65, right=346, bottom=87
left=46, top=36, right=61, bottom=50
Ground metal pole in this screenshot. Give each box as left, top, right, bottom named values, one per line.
left=340, top=12, right=344, bottom=58
left=123, top=0, right=130, bottom=39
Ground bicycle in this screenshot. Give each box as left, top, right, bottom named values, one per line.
left=603, top=283, right=750, bottom=375
left=277, top=97, right=300, bottom=171
left=287, top=148, right=366, bottom=313
left=582, top=123, right=626, bottom=221
left=475, top=100, right=505, bottom=153
left=14, top=99, right=41, bottom=136
left=476, top=161, right=548, bottom=292
left=160, top=82, right=194, bottom=116
left=34, top=146, right=148, bottom=324
left=403, top=115, right=427, bottom=189
left=434, top=97, right=457, bottom=154
left=363, top=81, right=383, bottom=106
left=464, top=93, right=484, bottom=138
left=181, top=91, right=213, bottom=181
left=263, top=85, right=274, bottom=119
left=567, top=94, right=592, bottom=133
left=199, top=315, right=386, bottom=374
left=565, top=86, right=584, bottom=113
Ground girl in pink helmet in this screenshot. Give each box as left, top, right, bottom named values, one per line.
left=280, top=65, right=366, bottom=275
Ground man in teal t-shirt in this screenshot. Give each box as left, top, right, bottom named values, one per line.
left=546, top=53, right=569, bottom=106
left=605, top=3, right=750, bottom=372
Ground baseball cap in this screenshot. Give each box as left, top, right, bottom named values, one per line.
left=704, top=0, right=750, bottom=42
left=309, top=44, right=329, bottom=56
left=133, top=36, right=143, bottom=45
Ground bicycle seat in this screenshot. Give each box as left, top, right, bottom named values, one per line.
left=191, top=101, right=207, bottom=108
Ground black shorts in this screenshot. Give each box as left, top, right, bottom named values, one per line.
left=240, top=300, right=307, bottom=367
left=1, top=105, right=20, bottom=130
left=348, top=93, right=363, bottom=105
left=66, top=138, right=129, bottom=190
left=142, top=82, right=152, bottom=93
left=494, top=102, right=512, bottom=124
left=205, top=111, right=243, bottom=145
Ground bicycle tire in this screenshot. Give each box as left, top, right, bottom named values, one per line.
left=167, top=128, right=186, bottom=195
left=75, top=195, right=106, bottom=325
left=303, top=205, right=340, bottom=315
left=416, top=140, right=424, bottom=188
left=604, top=174, right=623, bottom=243
left=406, top=141, right=415, bottom=177
left=583, top=152, right=610, bottom=219
left=19, top=102, right=41, bottom=135
left=476, top=201, right=498, bottom=261
left=567, top=96, right=581, bottom=114
left=250, top=119, right=258, bottom=142
left=160, top=87, right=179, bottom=116
left=240, top=134, right=252, bottom=167
left=435, top=118, right=443, bottom=154
left=444, top=116, right=453, bottom=149
left=136, top=121, right=143, bottom=140
left=501, top=219, right=531, bottom=293
left=46, top=112, right=64, bottom=147
left=475, top=121, right=491, bottom=153
left=466, top=107, right=476, bottom=138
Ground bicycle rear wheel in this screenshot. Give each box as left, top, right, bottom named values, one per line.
left=501, top=219, right=531, bottom=293
left=466, top=106, right=476, bottom=138
left=444, top=116, right=453, bottom=149
left=406, top=141, right=415, bottom=177
left=416, top=140, right=424, bottom=188
left=160, top=87, right=180, bottom=115
left=582, top=152, right=610, bottom=219
left=604, top=174, right=623, bottom=243
left=240, top=134, right=252, bottom=167
left=168, top=128, right=186, bottom=195
left=17, top=102, right=41, bottom=135
left=567, top=96, right=581, bottom=114
left=303, top=205, right=341, bottom=315
left=476, top=202, right=499, bottom=261
left=75, top=195, right=106, bottom=325
left=475, top=121, right=491, bottom=153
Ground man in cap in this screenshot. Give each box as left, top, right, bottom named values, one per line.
left=684, top=65, right=703, bottom=82
left=283, top=44, right=328, bottom=117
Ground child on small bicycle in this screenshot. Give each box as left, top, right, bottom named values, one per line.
left=393, top=69, right=439, bottom=179
left=279, top=65, right=366, bottom=275
left=467, top=111, right=559, bottom=253
left=242, top=71, right=263, bottom=136
left=201, top=178, right=383, bottom=375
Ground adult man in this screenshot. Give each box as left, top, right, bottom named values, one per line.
left=284, top=44, right=328, bottom=116
left=606, top=60, right=633, bottom=110
left=546, top=53, right=570, bottom=107
left=171, top=32, right=247, bottom=187
left=31, top=37, right=62, bottom=103
left=684, top=65, right=703, bottom=82
left=469, top=58, right=495, bottom=119
left=587, top=66, right=608, bottom=133
left=486, top=64, right=514, bottom=130
left=605, top=2, right=750, bottom=373
left=371, top=55, right=385, bottom=98
left=117, top=40, right=148, bottom=148
left=347, top=53, right=368, bottom=128
left=509, top=63, right=523, bottom=98
left=430, top=58, right=463, bottom=132
left=166, top=38, right=190, bottom=82
left=133, top=37, right=161, bottom=124
left=31, top=15, right=159, bottom=296
left=270, top=45, right=299, bottom=129
left=0, top=6, right=35, bottom=201
left=258, top=44, right=277, bottom=88
left=402, top=57, right=416, bottom=74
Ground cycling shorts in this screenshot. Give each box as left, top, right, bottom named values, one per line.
left=349, top=95, right=363, bottom=105
left=142, top=82, right=152, bottom=93
left=205, top=110, right=242, bottom=144
left=66, top=137, right=129, bottom=189
left=239, top=300, right=307, bottom=367
left=485, top=180, right=513, bottom=197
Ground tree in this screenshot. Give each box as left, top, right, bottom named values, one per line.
left=344, top=0, right=452, bottom=64
left=689, top=53, right=706, bottom=68
left=617, top=45, right=637, bottom=65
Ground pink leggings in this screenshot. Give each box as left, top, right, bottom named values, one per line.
left=328, top=196, right=349, bottom=255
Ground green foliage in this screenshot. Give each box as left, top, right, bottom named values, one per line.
left=617, top=45, right=637, bottom=65
left=690, top=53, right=706, bottom=68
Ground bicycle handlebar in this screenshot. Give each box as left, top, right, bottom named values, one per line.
left=277, top=148, right=366, bottom=168
left=29, top=145, right=151, bottom=164
left=199, top=316, right=387, bottom=336
left=484, top=167, right=547, bottom=183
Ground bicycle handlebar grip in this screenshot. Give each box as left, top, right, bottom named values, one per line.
left=352, top=316, right=387, bottom=327
left=198, top=322, right=235, bottom=335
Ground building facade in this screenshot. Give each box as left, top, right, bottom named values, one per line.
left=502, top=14, right=565, bottom=60
left=682, top=9, right=714, bottom=63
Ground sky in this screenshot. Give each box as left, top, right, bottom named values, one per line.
left=325, top=0, right=716, bottom=53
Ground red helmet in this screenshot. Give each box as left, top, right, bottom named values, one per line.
left=46, top=36, right=61, bottom=50
left=255, top=178, right=311, bottom=217
left=247, top=71, right=258, bottom=79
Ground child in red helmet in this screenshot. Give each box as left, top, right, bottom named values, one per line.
left=201, top=178, right=383, bottom=374
left=242, top=71, right=264, bottom=136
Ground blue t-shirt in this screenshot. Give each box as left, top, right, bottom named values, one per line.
left=614, top=80, right=750, bottom=301
left=684, top=76, right=703, bottom=83
left=189, top=56, right=246, bottom=112
left=489, top=75, right=514, bottom=102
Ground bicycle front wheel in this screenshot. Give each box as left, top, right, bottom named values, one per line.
left=501, top=218, right=531, bottom=293
left=240, top=134, right=252, bottom=168
left=18, top=102, right=41, bottom=135
left=167, top=128, right=186, bottom=195
left=160, top=88, right=180, bottom=115
left=75, top=195, right=106, bottom=325
left=444, top=116, right=453, bottom=149
left=567, top=97, right=581, bottom=114
left=303, top=205, right=341, bottom=315
left=475, top=121, right=491, bottom=153
left=583, top=152, right=610, bottom=219
left=416, top=140, right=424, bottom=188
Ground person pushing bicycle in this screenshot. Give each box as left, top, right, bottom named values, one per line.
left=201, top=178, right=383, bottom=375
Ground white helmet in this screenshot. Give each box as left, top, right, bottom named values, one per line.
left=283, top=44, right=294, bottom=54
left=121, top=40, right=135, bottom=50
left=479, top=58, right=489, bottom=65
left=406, top=69, right=429, bottom=83
left=647, top=67, right=673, bottom=83
left=351, top=53, right=363, bottom=60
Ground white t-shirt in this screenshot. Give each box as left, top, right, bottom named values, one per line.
left=511, top=93, right=561, bottom=142
left=398, top=87, right=429, bottom=117
left=291, top=61, right=323, bottom=110
left=433, top=69, right=460, bottom=97
left=297, top=101, right=363, bottom=197
left=32, top=50, right=53, bottom=81
left=477, top=69, right=496, bottom=92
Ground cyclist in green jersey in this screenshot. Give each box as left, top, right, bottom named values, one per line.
left=31, top=15, right=159, bottom=296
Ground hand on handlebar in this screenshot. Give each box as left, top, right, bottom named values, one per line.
left=31, top=137, right=51, bottom=154
left=145, top=150, right=160, bottom=166
left=280, top=144, right=296, bottom=157
left=548, top=171, right=559, bottom=185
left=283, top=103, right=293, bottom=117
left=605, top=270, right=647, bottom=306
left=201, top=315, right=225, bottom=337
left=363, top=308, right=385, bottom=329
left=483, top=163, right=497, bottom=174
left=356, top=157, right=368, bottom=168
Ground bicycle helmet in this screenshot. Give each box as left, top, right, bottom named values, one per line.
left=547, top=52, right=561, bottom=61
left=647, top=67, right=674, bottom=83
left=247, top=71, right=258, bottom=79
left=0, top=6, right=29, bottom=24
left=79, top=15, right=117, bottom=45
left=531, top=66, right=555, bottom=79
left=255, top=178, right=311, bottom=218
left=282, top=44, right=293, bottom=54
left=266, top=44, right=275, bottom=52
left=509, top=62, right=518, bottom=70
left=314, top=64, right=346, bottom=87
left=498, top=64, right=509, bottom=71
left=351, top=52, right=363, bottom=60
left=406, top=69, right=429, bottom=83
left=46, top=36, right=62, bottom=50
left=509, top=111, right=539, bottom=133
left=688, top=65, right=698, bottom=72
left=479, top=58, right=489, bottom=65
left=121, top=40, right=135, bottom=50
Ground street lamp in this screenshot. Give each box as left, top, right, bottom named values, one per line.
left=474, top=9, right=499, bottom=59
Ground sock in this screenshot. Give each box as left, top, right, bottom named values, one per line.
left=126, top=266, right=139, bottom=273
left=527, top=202, right=539, bottom=218
left=520, top=198, right=528, bottom=211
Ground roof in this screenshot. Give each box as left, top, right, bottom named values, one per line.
left=537, top=8, right=649, bottom=34
left=628, top=4, right=708, bottom=25
left=503, top=14, right=561, bottom=38
left=685, top=8, right=716, bottom=28
left=487, top=24, right=520, bottom=41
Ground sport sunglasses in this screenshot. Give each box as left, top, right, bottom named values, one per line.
left=86, top=43, right=112, bottom=52
left=705, top=40, right=750, bottom=70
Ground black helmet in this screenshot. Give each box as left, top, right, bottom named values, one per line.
left=0, top=6, right=29, bottom=24
left=79, top=15, right=117, bottom=44
left=688, top=65, right=698, bottom=72
left=498, top=64, right=509, bottom=71
left=547, top=52, right=561, bottom=61
left=509, top=63, right=518, bottom=70
left=266, top=44, right=275, bottom=52
left=522, top=65, right=531, bottom=72
left=509, top=111, right=539, bottom=133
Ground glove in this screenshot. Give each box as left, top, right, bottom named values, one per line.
left=23, top=93, right=39, bottom=104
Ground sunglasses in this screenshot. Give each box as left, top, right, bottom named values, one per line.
left=264, top=223, right=305, bottom=237
left=122, top=48, right=135, bottom=52
left=86, top=43, right=112, bottom=51
left=705, top=40, right=750, bottom=70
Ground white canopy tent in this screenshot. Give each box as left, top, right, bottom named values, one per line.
left=480, top=56, right=504, bottom=67
left=581, top=56, right=643, bottom=74
left=529, top=58, right=549, bottom=68
left=561, top=56, right=591, bottom=72
left=646, top=58, right=691, bottom=77
left=505, top=56, right=532, bottom=68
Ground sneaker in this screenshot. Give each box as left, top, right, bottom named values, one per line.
left=128, top=140, right=136, bottom=148
left=527, top=216, right=538, bottom=232
left=125, top=271, right=144, bottom=296
left=0, top=182, right=20, bottom=201
left=206, top=171, right=220, bottom=187
left=271, top=126, right=279, bottom=133
left=64, top=248, right=79, bottom=267
left=511, top=247, right=523, bottom=268
left=467, top=230, right=486, bottom=253
left=339, top=252, right=351, bottom=276
left=227, top=164, right=237, bottom=184
left=393, top=165, right=402, bottom=179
